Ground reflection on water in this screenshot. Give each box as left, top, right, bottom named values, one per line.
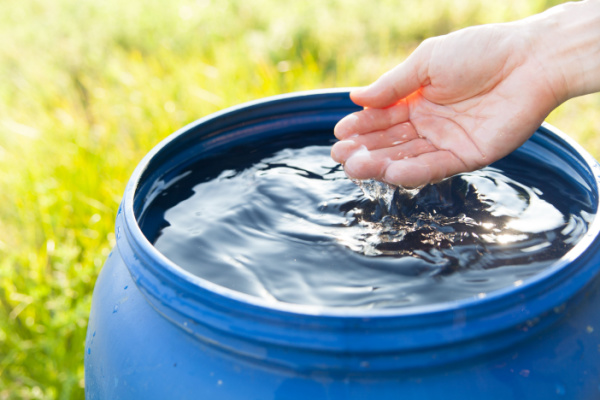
left=143, top=145, right=593, bottom=308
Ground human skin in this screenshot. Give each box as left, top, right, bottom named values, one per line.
left=331, top=0, right=600, bottom=188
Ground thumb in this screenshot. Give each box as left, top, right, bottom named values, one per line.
left=350, top=43, right=431, bottom=109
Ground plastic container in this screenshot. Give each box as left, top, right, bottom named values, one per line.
left=85, top=89, right=600, bottom=399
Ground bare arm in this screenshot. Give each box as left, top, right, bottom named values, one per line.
left=331, top=0, right=600, bottom=188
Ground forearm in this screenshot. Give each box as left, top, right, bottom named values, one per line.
left=521, top=0, right=600, bottom=102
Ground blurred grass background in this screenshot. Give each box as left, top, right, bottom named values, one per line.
left=0, top=0, right=598, bottom=398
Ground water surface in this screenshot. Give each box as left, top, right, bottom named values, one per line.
left=140, top=144, right=593, bottom=308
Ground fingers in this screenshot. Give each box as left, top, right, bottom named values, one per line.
left=334, top=101, right=410, bottom=140
left=349, top=41, right=432, bottom=109
left=383, top=151, right=469, bottom=188
left=338, top=139, right=438, bottom=181
left=339, top=148, right=469, bottom=188
left=331, top=122, right=418, bottom=162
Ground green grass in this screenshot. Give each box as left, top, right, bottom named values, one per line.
left=0, top=0, right=598, bottom=398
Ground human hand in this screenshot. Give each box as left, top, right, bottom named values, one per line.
left=332, top=21, right=568, bottom=188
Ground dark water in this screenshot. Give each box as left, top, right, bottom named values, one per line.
left=139, top=145, right=594, bottom=309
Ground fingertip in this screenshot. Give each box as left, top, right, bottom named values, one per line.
left=383, top=151, right=467, bottom=188
left=331, top=139, right=359, bottom=164
left=349, top=86, right=369, bottom=105
left=351, top=54, right=426, bottom=109
left=383, top=159, right=432, bottom=189
left=349, top=84, right=393, bottom=108
left=334, top=113, right=359, bottom=139
left=344, top=146, right=390, bottom=181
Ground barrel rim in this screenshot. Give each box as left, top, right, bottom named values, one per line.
left=119, top=88, right=600, bottom=321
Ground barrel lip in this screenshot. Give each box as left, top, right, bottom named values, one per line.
left=119, top=88, right=600, bottom=322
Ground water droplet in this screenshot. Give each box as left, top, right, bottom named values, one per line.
left=113, top=305, right=119, bottom=314
left=146, top=145, right=590, bottom=309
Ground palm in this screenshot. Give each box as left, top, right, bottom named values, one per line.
left=332, top=24, right=561, bottom=187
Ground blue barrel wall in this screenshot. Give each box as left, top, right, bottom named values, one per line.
left=85, top=89, right=600, bottom=399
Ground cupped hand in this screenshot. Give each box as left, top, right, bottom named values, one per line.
left=332, top=22, right=565, bottom=188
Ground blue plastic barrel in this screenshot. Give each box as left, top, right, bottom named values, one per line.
left=85, top=89, right=600, bottom=399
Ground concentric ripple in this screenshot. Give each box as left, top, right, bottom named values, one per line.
left=142, top=145, right=593, bottom=308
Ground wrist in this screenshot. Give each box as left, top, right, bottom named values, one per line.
left=522, top=1, right=600, bottom=102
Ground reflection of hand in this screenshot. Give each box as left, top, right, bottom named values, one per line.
left=332, top=1, right=600, bottom=188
